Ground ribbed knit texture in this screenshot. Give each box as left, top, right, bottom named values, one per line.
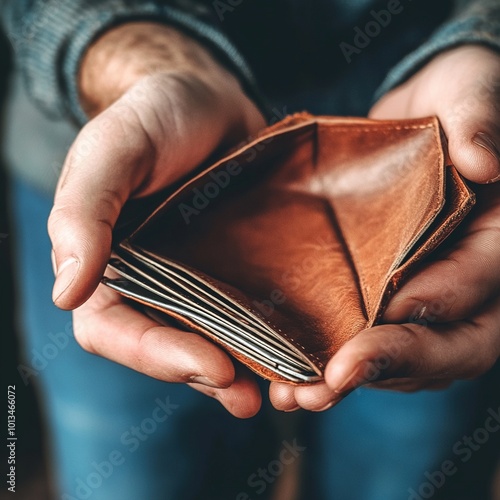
left=1, top=0, right=268, bottom=124
left=375, top=0, right=500, bottom=101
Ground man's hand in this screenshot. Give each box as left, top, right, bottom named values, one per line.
left=270, top=45, right=500, bottom=412
left=48, top=22, right=265, bottom=418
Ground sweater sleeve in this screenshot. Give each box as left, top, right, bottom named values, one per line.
left=374, top=0, right=500, bottom=101
left=1, top=0, right=267, bottom=124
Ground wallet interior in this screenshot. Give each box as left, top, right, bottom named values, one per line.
left=103, top=116, right=474, bottom=383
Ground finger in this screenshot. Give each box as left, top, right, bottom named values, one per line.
left=435, top=47, right=500, bottom=184
left=270, top=376, right=451, bottom=413
left=189, top=364, right=262, bottom=419
left=269, top=382, right=300, bottom=412
left=293, top=382, right=342, bottom=412
left=48, top=114, right=155, bottom=310
left=269, top=381, right=342, bottom=412
left=384, top=223, right=500, bottom=323
left=74, top=284, right=236, bottom=388
left=325, top=298, right=500, bottom=395
left=370, top=47, right=500, bottom=184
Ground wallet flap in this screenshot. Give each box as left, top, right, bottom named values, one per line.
left=379, top=165, right=475, bottom=318
left=314, top=116, right=446, bottom=321
left=313, top=117, right=474, bottom=322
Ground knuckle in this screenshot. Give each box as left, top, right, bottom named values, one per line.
left=385, top=324, right=426, bottom=376
left=95, top=188, right=125, bottom=227
left=47, top=204, right=81, bottom=243
left=135, top=327, right=152, bottom=375
left=72, top=317, right=96, bottom=355
left=402, top=355, right=428, bottom=379
left=461, top=322, right=499, bottom=379
left=134, top=325, right=170, bottom=378
left=475, top=350, right=499, bottom=378
left=47, top=205, right=71, bottom=241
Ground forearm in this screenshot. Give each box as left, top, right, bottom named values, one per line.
left=375, top=0, right=500, bottom=100
left=79, top=22, right=237, bottom=118
left=1, top=0, right=265, bottom=123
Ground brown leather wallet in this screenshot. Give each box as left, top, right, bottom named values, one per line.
left=102, top=114, right=475, bottom=384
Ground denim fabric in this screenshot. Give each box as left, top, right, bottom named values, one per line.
left=3, top=1, right=499, bottom=498
left=10, top=176, right=483, bottom=499
left=10, top=177, right=283, bottom=500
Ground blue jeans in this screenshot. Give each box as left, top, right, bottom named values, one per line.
left=11, top=177, right=481, bottom=500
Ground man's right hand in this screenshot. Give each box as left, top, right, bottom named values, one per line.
left=48, top=22, right=266, bottom=418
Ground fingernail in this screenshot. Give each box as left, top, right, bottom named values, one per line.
left=333, top=365, right=364, bottom=395
left=51, top=250, right=57, bottom=275
left=472, top=132, right=500, bottom=182
left=332, top=360, right=383, bottom=394
left=190, top=375, right=223, bottom=388
left=283, top=405, right=301, bottom=412
left=487, top=174, right=500, bottom=184
left=410, top=305, right=427, bottom=323
left=52, top=258, right=79, bottom=303
left=314, top=401, right=336, bottom=412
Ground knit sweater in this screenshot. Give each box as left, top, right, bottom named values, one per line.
left=1, top=0, right=500, bottom=194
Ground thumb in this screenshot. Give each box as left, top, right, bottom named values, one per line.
left=48, top=116, right=154, bottom=310
left=440, top=98, right=500, bottom=184
left=370, top=46, right=500, bottom=184
left=434, top=47, right=500, bottom=184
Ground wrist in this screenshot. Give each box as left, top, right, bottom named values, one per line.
left=78, top=22, right=243, bottom=118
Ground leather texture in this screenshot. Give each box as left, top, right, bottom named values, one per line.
left=103, top=114, right=475, bottom=384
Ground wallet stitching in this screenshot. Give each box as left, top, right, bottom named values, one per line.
left=128, top=124, right=318, bottom=240
left=129, top=123, right=433, bottom=241
left=133, top=242, right=325, bottom=369
left=316, top=125, right=433, bottom=132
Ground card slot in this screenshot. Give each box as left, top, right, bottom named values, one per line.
left=103, top=277, right=319, bottom=382
left=142, top=255, right=321, bottom=372
left=120, top=245, right=319, bottom=371
left=121, top=246, right=268, bottom=329
left=109, top=259, right=240, bottom=329
left=397, top=167, right=474, bottom=269
left=108, top=257, right=314, bottom=372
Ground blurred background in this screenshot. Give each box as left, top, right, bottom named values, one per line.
left=0, top=21, right=499, bottom=500
left=0, top=29, right=51, bottom=499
